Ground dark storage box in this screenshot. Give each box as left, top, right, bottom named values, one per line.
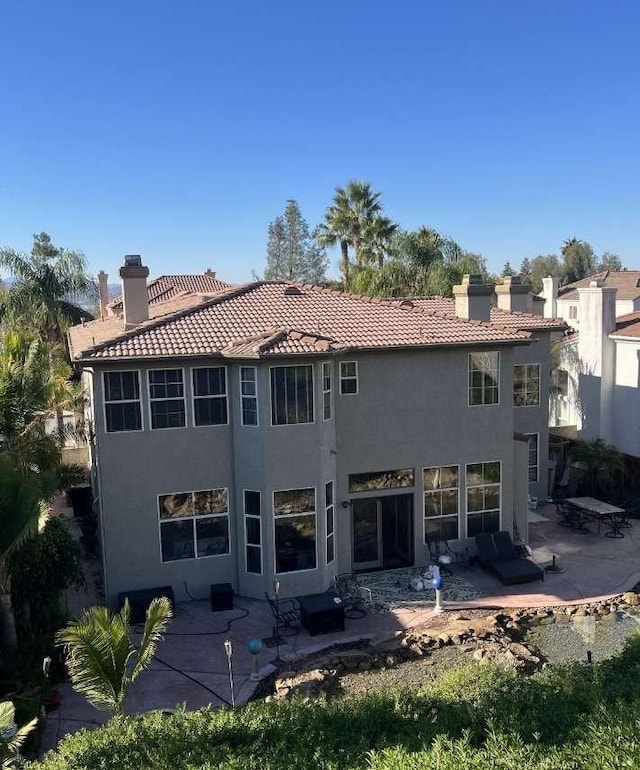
left=118, top=585, right=175, bottom=624
left=210, top=583, right=234, bottom=612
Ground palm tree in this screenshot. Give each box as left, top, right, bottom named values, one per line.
left=361, top=215, right=399, bottom=268
left=569, top=439, right=626, bottom=498
left=316, top=181, right=383, bottom=287
left=0, top=232, right=95, bottom=348
left=57, top=598, right=173, bottom=716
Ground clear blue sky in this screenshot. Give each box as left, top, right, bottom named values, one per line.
left=1, top=1, right=639, bottom=283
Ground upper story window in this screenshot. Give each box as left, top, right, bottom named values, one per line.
left=270, top=365, right=314, bottom=425
left=104, top=371, right=142, bottom=432
left=468, top=352, right=499, bottom=406
left=192, top=367, right=227, bottom=426
left=513, top=364, right=540, bottom=407
left=569, top=305, right=578, bottom=320
left=149, top=369, right=186, bottom=429
left=240, top=367, right=258, bottom=426
left=340, top=361, right=358, bottom=394
left=322, top=362, right=332, bottom=420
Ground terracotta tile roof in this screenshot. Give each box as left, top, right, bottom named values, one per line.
left=611, top=311, right=640, bottom=339
left=108, top=273, right=231, bottom=311
left=405, top=298, right=566, bottom=331
left=558, top=271, right=640, bottom=301
left=69, top=281, right=533, bottom=362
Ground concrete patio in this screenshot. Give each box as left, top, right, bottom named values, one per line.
left=41, top=505, right=640, bottom=753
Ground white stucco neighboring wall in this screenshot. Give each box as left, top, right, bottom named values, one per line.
left=612, top=339, right=640, bottom=457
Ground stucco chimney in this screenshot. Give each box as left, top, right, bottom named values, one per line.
left=453, top=274, right=493, bottom=322
left=204, top=268, right=216, bottom=279
left=119, top=255, right=149, bottom=328
left=541, top=276, right=560, bottom=319
left=97, top=270, right=109, bottom=320
left=495, top=275, right=532, bottom=313
left=576, top=280, right=617, bottom=443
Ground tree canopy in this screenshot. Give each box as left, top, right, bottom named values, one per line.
left=263, top=200, right=327, bottom=282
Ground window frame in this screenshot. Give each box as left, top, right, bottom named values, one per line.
left=147, top=367, right=187, bottom=430
left=325, top=481, right=335, bottom=565
left=269, top=364, right=315, bottom=426
left=422, top=465, right=460, bottom=543
left=102, top=370, right=143, bottom=433
left=569, top=305, right=578, bottom=320
left=339, top=361, right=359, bottom=395
left=468, top=351, right=500, bottom=406
left=239, top=366, right=259, bottom=427
left=524, top=433, right=539, bottom=483
left=272, top=487, right=318, bottom=575
left=157, top=487, right=231, bottom=563
left=513, top=363, right=541, bottom=408
left=191, top=366, right=229, bottom=427
left=465, top=460, right=502, bottom=537
left=243, top=489, right=262, bottom=575
left=322, top=361, right=332, bottom=421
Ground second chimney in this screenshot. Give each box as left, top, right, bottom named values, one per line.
left=495, top=275, right=532, bottom=313
left=119, top=255, right=149, bottom=328
left=541, top=275, right=560, bottom=319
left=453, top=274, right=493, bottom=322
left=98, top=270, right=109, bottom=319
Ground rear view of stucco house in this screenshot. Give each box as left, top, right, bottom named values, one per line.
left=69, top=259, right=564, bottom=606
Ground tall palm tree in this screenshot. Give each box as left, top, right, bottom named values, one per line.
left=316, top=181, right=383, bottom=287
left=361, top=215, right=399, bottom=268
left=0, top=232, right=95, bottom=349
left=57, top=598, right=173, bottom=716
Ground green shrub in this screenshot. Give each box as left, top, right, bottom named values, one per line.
left=28, top=633, right=640, bottom=770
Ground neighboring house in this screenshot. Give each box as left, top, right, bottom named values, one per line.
left=69, top=261, right=564, bottom=605
left=547, top=275, right=640, bottom=460
left=102, top=268, right=230, bottom=318
left=541, top=270, right=640, bottom=328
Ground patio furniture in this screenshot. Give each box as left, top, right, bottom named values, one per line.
left=334, top=573, right=373, bottom=618
left=475, top=531, right=544, bottom=586
left=566, top=497, right=628, bottom=538
left=296, top=592, right=345, bottom=636
left=264, top=592, right=300, bottom=636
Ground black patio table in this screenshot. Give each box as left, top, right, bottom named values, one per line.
left=296, top=591, right=345, bottom=636
left=566, top=497, right=627, bottom=538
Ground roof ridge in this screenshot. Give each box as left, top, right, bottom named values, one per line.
left=74, top=282, right=260, bottom=359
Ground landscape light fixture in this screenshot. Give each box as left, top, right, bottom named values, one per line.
left=223, top=639, right=235, bottom=707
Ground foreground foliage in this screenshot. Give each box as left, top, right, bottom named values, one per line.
left=56, top=598, right=173, bottom=716
left=30, top=633, right=640, bottom=770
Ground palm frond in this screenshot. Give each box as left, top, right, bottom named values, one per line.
left=132, top=597, right=173, bottom=680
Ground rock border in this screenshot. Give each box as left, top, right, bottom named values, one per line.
left=266, top=591, right=640, bottom=701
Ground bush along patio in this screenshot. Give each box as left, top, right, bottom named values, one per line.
left=28, top=627, right=640, bottom=770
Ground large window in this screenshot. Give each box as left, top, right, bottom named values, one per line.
left=270, top=365, right=314, bottom=425
left=423, top=466, right=459, bottom=542
left=322, top=362, right=332, bottom=420
left=149, top=369, right=186, bottom=429
left=349, top=468, right=415, bottom=493
left=468, top=352, right=499, bottom=406
left=466, top=461, right=501, bottom=536
left=273, top=487, right=316, bottom=573
left=340, top=361, right=358, bottom=394
left=158, top=488, right=229, bottom=562
left=569, top=305, right=578, bottom=320
left=325, top=481, right=335, bottom=564
left=193, top=367, right=227, bottom=425
left=513, top=364, right=540, bottom=407
left=244, top=490, right=262, bottom=574
left=240, top=367, right=258, bottom=426
left=525, top=434, right=539, bottom=483
left=103, top=371, right=142, bottom=432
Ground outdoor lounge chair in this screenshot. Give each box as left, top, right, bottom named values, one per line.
left=475, top=531, right=544, bottom=586
left=334, top=573, right=373, bottom=618
left=264, top=593, right=301, bottom=635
